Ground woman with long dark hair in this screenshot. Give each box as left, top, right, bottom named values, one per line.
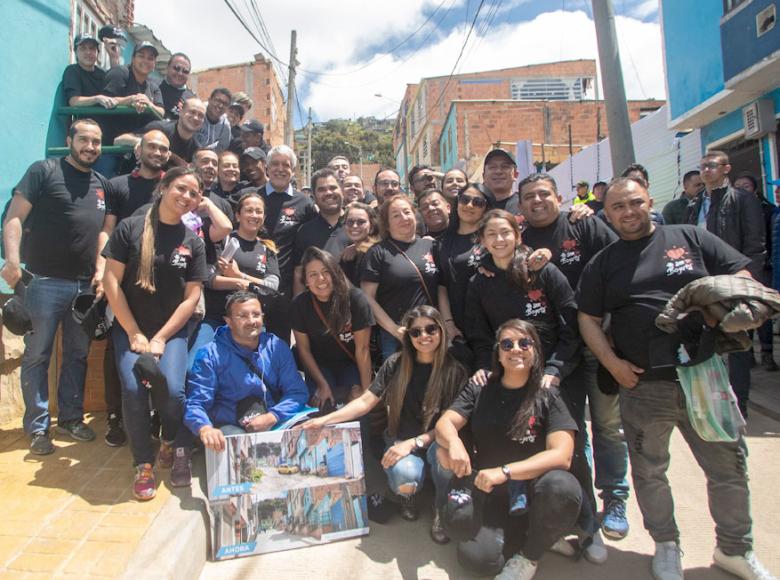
left=102, top=167, right=209, bottom=500
left=435, top=319, right=582, bottom=579
left=304, top=305, right=468, bottom=542
left=188, top=191, right=279, bottom=365
left=339, top=201, right=379, bottom=287
left=292, top=248, right=374, bottom=408
left=361, top=196, right=445, bottom=360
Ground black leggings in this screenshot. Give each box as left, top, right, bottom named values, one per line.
left=457, top=470, right=582, bottom=576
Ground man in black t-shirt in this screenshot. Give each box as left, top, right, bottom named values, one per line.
left=115, top=97, right=206, bottom=168
left=62, top=33, right=118, bottom=109
left=158, top=53, right=195, bottom=120
left=518, top=173, right=629, bottom=539
left=482, top=149, right=520, bottom=214
left=102, top=42, right=165, bottom=142
left=1, top=119, right=108, bottom=455
left=292, top=168, right=350, bottom=295
left=577, top=178, right=768, bottom=580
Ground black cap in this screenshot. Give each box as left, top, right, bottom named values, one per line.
left=240, top=119, right=265, bottom=134
left=74, top=33, right=99, bottom=50
left=241, top=147, right=266, bottom=161
left=133, top=41, right=159, bottom=57
left=71, top=293, right=108, bottom=340
left=98, top=25, right=127, bottom=42
left=484, top=148, right=516, bottom=167
left=2, top=283, right=31, bottom=336
left=133, top=353, right=169, bottom=409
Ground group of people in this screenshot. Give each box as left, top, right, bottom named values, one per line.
left=0, top=33, right=776, bottom=580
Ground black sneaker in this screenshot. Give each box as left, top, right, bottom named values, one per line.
left=366, top=493, right=394, bottom=524
left=430, top=507, right=450, bottom=544
left=761, top=352, right=778, bottom=372
left=170, top=447, right=192, bottom=488
left=56, top=420, right=96, bottom=442
left=399, top=495, right=419, bottom=522
left=30, top=432, right=55, bottom=455
left=105, top=413, right=126, bottom=447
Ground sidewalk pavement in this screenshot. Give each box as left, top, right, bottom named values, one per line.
left=0, top=348, right=778, bottom=579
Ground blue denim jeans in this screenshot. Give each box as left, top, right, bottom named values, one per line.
left=21, top=276, right=93, bottom=435
left=304, top=363, right=361, bottom=404
left=187, top=317, right=223, bottom=369
left=383, top=439, right=449, bottom=500
left=581, top=350, right=630, bottom=501
left=619, top=379, right=753, bottom=556
left=378, top=328, right=400, bottom=362
left=113, top=325, right=188, bottom=466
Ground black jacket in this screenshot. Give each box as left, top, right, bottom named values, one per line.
left=684, top=183, right=766, bottom=277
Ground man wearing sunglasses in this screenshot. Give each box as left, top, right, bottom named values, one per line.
left=684, top=150, right=766, bottom=418
left=159, top=53, right=195, bottom=121
left=408, top=164, right=439, bottom=197
left=196, top=88, right=233, bottom=152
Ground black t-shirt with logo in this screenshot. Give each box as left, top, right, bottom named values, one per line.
left=292, top=214, right=351, bottom=266
left=361, top=237, right=440, bottom=324
left=62, top=63, right=106, bottom=102
left=107, top=172, right=160, bottom=221
left=158, top=80, right=195, bottom=120
left=140, top=119, right=199, bottom=165
left=255, top=188, right=317, bottom=294
left=369, top=355, right=433, bottom=441
left=437, top=231, right=485, bottom=331
left=465, top=256, right=581, bottom=376
left=577, top=225, right=750, bottom=379
left=14, top=158, right=107, bottom=280
left=291, top=286, right=375, bottom=367
left=204, top=232, right=279, bottom=319
left=102, top=66, right=164, bottom=140
left=102, top=215, right=208, bottom=337
left=521, top=212, right=617, bottom=289
left=449, top=380, right=576, bottom=471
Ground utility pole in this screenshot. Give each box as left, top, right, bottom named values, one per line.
left=285, top=30, right=297, bottom=146
left=306, top=107, right=312, bottom=187
left=592, top=0, right=635, bottom=175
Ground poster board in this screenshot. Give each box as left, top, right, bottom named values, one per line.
left=205, top=422, right=369, bottom=561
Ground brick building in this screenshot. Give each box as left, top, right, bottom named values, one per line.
left=440, top=98, right=663, bottom=178
left=393, top=59, right=663, bottom=180
left=190, top=54, right=287, bottom=147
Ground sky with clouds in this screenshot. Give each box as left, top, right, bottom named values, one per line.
left=135, top=0, right=664, bottom=125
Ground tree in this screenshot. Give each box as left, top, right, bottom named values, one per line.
left=302, top=118, right=395, bottom=172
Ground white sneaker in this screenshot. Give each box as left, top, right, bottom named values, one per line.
left=494, top=553, right=538, bottom=580
left=549, top=537, right=576, bottom=557
left=652, top=541, right=684, bottom=580
left=582, top=530, right=608, bottom=564
left=713, top=547, right=776, bottom=580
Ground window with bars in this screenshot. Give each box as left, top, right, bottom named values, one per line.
left=510, top=77, right=592, bottom=101
left=72, top=1, right=110, bottom=69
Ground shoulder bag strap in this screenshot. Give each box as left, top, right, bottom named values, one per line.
left=388, top=239, right=435, bottom=305
left=310, top=293, right=357, bottom=364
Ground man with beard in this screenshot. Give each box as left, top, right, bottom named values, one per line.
left=158, top=53, right=195, bottom=120
left=373, top=167, right=404, bottom=204
left=408, top=164, right=438, bottom=197
left=2, top=119, right=109, bottom=455
left=292, top=168, right=350, bottom=295
left=116, top=97, right=206, bottom=168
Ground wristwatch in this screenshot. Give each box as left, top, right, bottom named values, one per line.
left=501, top=464, right=512, bottom=482
left=414, top=436, right=425, bottom=450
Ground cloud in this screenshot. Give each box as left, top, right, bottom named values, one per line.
left=134, top=1, right=665, bottom=122
left=627, top=0, right=659, bottom=20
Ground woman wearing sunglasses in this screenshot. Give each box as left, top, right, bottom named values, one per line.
left=434, top=319, right=582, bottom=580
left=463, top=208, right=605, bottom=562
left=303, top=305, right=468, bottom=542
left=436, top=183, right=493, bottom=341
left=339, top=202, right=380, bottom=287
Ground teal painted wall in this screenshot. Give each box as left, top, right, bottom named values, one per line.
left=439, top=105, right=459, bottom=171
left=661, top=0, right=725, bottom=120
left=701, top=87, right=780, bottom=146
left=0, top=0, right=71, bottom=208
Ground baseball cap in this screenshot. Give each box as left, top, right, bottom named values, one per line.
left=241, top=147, right=266, bottom=161
left=133, top=41, right=159, bottom=57
left=74, top=33, right=99, bottom=50
left=484, top=148, right=516, bottom=167
left=2, top=283, right=31, bottom=336
left=98, top=25, right=128, bottom=42
left=240, top=119, right=265, bottom=134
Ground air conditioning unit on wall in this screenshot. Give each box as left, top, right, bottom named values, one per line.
left=743, top=99, right=776, bottom=139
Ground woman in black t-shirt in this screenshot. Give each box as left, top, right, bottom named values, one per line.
left=435, top=319, right=581, bottom=578
left=292, top=248, right=374, bottom=407
left=304, top=305, right=468, bottom=542
left=188, top=191, right=279, bottom=366
left=339, top=202, right=379, bottom=287
left=103, top=167, right=209, bottom=501
left=361, top=196, right=446, bottom=360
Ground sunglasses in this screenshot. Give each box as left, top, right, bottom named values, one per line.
left=408, top=324, right=440, bottom=339
left=171, top=65, right=190, bottom=74
left=346, top=218, right=368, bottom=227
left=498, top=337, right=535, bottom=352
left=458, top=194, right=487, bottom=208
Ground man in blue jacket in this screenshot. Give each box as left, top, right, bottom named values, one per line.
left=172, top=291, right=308, bottom=486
